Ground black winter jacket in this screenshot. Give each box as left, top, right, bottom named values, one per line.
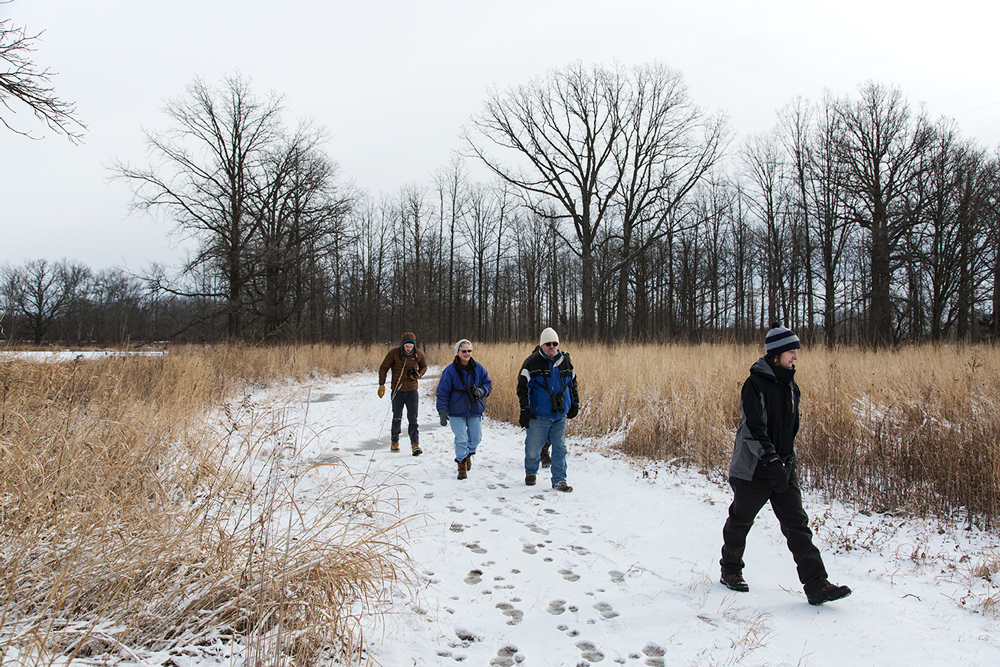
left=728, top=357, right=800, bottom=482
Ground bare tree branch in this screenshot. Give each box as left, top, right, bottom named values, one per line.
left=0, top=10, right=86, bottom=142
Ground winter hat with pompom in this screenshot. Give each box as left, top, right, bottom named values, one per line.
left=765, top=321, right=801, bottom=356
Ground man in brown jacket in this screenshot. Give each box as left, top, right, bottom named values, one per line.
left=378, top=332, right=428, bottom=455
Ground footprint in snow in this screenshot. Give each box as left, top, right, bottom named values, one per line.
left=593, top=601, right=620, bottom=619
left=643, top=642, right=666, bottom=658
left=447, top=505, right=466, bottom=513
left=465, top=542, right=487, bottom=554
left=543, top=507, right=558, bottom=514
left=464, top=570, right=483, bottom=585
left=559, top=569, right=581, bottom=582
left=454, top=629, right=481, bottom=644
left=449, top=523, right=465, bottom=533
left=424, top=492, right=434, bottom=499
left=495, top=601, right=524, bottom=625
left=569, top=545, right=590, bottom=556
left=580, top=525, right=593, bottom=533
left=489, top=644, right=520, bottom=667
left=608, top=570, right=626, bottom=583
left=575, top=640, right=605, bottom=663
left=527, top=524, right=549, bottom=535
left=522, top=544, right=537, bottom=555
left=547, top=599, right=567, bottom=615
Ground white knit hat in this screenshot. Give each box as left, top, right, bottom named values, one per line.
left=454, top=339, right=472, bottom=355
left=539, top=327, right=559, bottom=346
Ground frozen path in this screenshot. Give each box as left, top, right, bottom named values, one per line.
left=289, top=369, right=1000, bottom=666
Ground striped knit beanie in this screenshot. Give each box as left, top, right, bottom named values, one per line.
left=765, top=321, right=801, bottom=356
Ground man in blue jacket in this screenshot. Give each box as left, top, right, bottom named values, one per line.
left=517, top=327, right=579, bottom=492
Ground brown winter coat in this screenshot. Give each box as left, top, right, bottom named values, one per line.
left=378, top=332, right=428, bottom=393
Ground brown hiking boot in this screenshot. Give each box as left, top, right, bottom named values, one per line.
left=457, top=458, right=468, bottom=480
left=463, top=454, right=473, bottom=471
left=390, top=441, right=400, bottom=453
left=720, top=572, right=749, bottom=592
left=551, top=481, right=573, bottom=492
left=411, top=442, right=422, bottom=456
left=540, top=444, right=551, bottom=468
left=525, top=475, right=536, bottom=486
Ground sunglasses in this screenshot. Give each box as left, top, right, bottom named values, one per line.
left=543, top=342, right=559, bottom=348
left=459, top=349, right=473, bottom=354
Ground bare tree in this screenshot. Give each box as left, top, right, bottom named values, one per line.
left=835, top=82, right=931, bottom=347
left=466, top=62, right=625, bottom=340
left=467, top=61, right=724, bottom=339
left=1, top=259, right=89, bottom=344
left=608, top=63, right=727, bottom=339
left=0, top=6, right=85, bottom=141
left=114, top=73, right=283, bottom=339
left=742, top=130, right=793, bottom=325
left=248, top=122, right=353, bottom=339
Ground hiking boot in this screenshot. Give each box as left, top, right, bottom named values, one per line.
left=457, top=458, right=468, bottom=480
left=390, top=441, right=400, bottom=453
left=720, top=572, right=750, bottom=592
left=525, top=475, right=536, bottom=486
left=463, top=454, right=473, bottom=471
left=411, top=442, right=422, bottom=457
left=805, top=581, right=852, bottom=605
left=540, top=444, right=551, bottom=468
left=551, top=481, right=573, bottom=492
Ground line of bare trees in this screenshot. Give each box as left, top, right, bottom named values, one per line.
left=3, top=66, right=999, bottom=347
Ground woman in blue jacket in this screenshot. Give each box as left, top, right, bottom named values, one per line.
left=436, top=339, right=492, bottom=480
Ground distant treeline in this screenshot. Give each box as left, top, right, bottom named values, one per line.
left=3, top=67, right=999, bottom=347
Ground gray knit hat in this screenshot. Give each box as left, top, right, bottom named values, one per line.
left=454, top=339, right=472, bottom=355
left=765, top=321, right=801, bottom=356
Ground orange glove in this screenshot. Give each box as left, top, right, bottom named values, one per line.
left=378, top=385, right=385, bottom=398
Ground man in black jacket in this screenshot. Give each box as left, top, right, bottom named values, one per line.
left=720, top=322, right=851, bottom=606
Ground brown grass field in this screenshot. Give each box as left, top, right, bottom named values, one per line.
left=3, top=342, right=999, bottom=662
left=456, top=342, right=1000, bottom=525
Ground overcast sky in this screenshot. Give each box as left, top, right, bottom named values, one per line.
left=2, top=0, right=998, bottom=271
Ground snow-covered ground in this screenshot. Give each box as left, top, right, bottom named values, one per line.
left=1, top=349, right=165, bottom=362
left=277, top=367, right=1000, bottom=666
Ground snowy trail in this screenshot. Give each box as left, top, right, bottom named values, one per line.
left=286, top=368, right=1000, bottom=666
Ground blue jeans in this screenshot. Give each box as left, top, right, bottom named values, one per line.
left=525, top=416, right=567, bottom=484
left=450, top=415, right=482, bottom=461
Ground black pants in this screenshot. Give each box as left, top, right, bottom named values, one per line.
left=391, top=389, right=419, bottom=444
left=720, top=476, right=827, bottom=588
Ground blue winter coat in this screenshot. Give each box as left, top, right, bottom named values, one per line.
left=435, top=357, right=492, bottom=417
left=516, top=348, right=578, bottom=419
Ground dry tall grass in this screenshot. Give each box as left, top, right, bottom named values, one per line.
left=468, top=342, right=1000, bottom=527
left=0, top=344, right=407, bottom=665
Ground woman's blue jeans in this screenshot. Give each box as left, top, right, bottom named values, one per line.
left=450, top=415, right=482, bottom=461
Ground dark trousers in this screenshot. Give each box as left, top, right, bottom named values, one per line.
left=720, top=476, right=827, bottom=588
left=391, top=389, right=419, bottom=444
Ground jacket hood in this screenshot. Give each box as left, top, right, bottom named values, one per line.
left=751, top=356, right=795, bottom=383
left=400, top=331, right=417, bottom=348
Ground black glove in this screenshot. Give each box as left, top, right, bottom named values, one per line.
left=439, top=413, right=449, bottom=426
left=762, top=450, right=788, bottom=493
left=518, top=409, right=534, bottom=428
left=407, top=369, right=420, bottom=381
left=566, top=403, right=578, bottom=419
left=471, top=386, right=485, bottom=400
